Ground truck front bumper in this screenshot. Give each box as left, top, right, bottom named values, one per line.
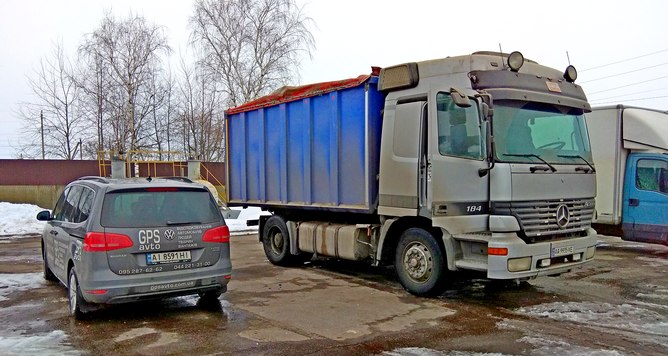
left=486, top=228, right=597, bottom=280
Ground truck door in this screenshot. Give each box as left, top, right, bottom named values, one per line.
left=429, top=93, right=489, bottom=225
left=622, top=154, right=668, bottom=245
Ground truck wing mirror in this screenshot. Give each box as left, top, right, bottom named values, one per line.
left=481, top=103, right=494, bottom=121
left=450, top=88, right=471, bottom=108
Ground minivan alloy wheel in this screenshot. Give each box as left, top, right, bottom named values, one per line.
left=68, top=272, right=78, bottom=315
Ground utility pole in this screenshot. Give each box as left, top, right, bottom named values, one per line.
left=40, top=110, right=45, bottom=159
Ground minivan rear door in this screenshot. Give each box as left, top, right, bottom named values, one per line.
left=99, top=187, right=227, bottom=276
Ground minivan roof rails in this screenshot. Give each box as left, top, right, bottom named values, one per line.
left=78, top=176, right=110, bottom=184
left=161, top=176, right=194, bottom=183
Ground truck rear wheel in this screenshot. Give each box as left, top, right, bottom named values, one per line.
left=262, top=215, right=302, bottom=266
left=394, top=228, right=447, bottom=296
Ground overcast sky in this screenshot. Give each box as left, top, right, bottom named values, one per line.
left=1, top=0, right=667, bottom=158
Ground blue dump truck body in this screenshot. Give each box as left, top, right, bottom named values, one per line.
left=226, top=75, right=385, bottom=213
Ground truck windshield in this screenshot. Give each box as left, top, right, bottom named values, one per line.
left=493, top=100, right=592, bottom=164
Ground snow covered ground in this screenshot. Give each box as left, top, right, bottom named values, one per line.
left=0, top=203, right=49, bottom=237
left=0, top=202, right=263, bottom=239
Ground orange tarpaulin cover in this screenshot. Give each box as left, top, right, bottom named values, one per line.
left=226, top=74, right=372, bottom=115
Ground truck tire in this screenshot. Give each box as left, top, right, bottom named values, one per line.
left=394, top=228, right=447, bottom=296
left=262, top=215, right=300, bottom=266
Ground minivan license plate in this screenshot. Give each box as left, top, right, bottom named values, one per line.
left=147, top=251, right=191, bottom=265
left=551, top=245, right=574, bottom=258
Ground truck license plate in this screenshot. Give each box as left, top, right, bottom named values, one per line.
left=551, top=245, right=574, bottom=258
left=147, top=250, right=191, bottom=265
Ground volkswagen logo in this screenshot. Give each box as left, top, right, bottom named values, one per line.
left=555, top=204, right=570, bottom=228
left=164, top=229, right=175, bottom=240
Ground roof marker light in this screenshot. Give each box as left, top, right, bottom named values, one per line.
left=507, top=51, right=524, bottom=72
left=564, top=65, right=578, bottom=83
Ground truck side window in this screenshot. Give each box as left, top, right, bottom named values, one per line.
left=436, top=93, right=482, bottom=159
left=636, top=159, right=668, bottom=194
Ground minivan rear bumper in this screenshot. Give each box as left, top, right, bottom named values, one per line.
left=79, top=266, right=231, bottom=304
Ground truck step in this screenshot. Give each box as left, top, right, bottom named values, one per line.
left=451, top=233, right=491, bottom=243
left=454, top=259, right=488, bottom=271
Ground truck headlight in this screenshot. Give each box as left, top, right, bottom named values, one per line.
left=508, top=257, right=532, bottom=272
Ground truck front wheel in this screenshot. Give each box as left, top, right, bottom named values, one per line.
left=262, top=215, right=300, bottom=266
left=395, top=228, right=447, bottom=296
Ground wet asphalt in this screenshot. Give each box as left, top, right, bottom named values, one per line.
left=0, top=234, right=667, bottom=355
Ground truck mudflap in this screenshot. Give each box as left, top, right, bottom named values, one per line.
left=486, top=228, right=597, bottom=279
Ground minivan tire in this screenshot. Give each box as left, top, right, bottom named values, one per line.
left=42, top=243, right=57, bottom=282
left=68, top=268, right=90, bottom=319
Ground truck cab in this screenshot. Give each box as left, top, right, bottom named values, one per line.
left=377, top=52, right=597, bottom=283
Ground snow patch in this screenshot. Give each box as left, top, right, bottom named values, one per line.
left=0, top=273, right=44, bottom=302
left=635, top=256, right=668, bottom=267
left=0, top=330, right=82, bottom=355
left=383, top=348, right=504, bottom=356
left=515, top=301, right=668, bottom=337
left=518, top=336, right=623, bottom=356
left=0, top=202, right=47, bottom=237
left=0, top=201, right=265, bottom=238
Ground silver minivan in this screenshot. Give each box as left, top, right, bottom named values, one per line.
left=37, top=176, right=232, bottom=318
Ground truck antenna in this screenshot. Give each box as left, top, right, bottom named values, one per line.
left=566, top=51, right=572, bottom=65
left=499, top=43, right=506, bottom=69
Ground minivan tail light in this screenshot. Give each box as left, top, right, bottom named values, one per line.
left=145, top=187, right=179, bottom=192
left=84, top=232, right=134, bottom=252
left=202, top=226, right=230, bottom=243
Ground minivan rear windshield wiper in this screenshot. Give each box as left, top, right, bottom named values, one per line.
left=502, top=153, right=557, bottom=172
left=558, top=154, right=596, bottom=173
left=166, top=220, right=202, bottom=226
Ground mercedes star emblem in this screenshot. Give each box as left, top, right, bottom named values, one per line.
left=556, top=204, right=570, bottom=228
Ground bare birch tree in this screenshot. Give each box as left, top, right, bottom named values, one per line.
left=18, top=42, right=86, bottom=159
left=189, top=0, right=315, bottom=107
left=79, top=12, right=171, bottom=155
left=176, top=56, right=226, bottom=161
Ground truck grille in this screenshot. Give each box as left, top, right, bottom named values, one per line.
left=493, top=198, right=595, bottom=242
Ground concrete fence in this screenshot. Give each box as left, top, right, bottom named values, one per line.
left=0, top=159, right=226, bottom=209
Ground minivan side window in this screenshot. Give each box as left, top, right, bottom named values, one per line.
left=75, top=187, right=95, bottom=223
left=52, top=187, right=71, bottom=221
left=636, top=159, right=668, bottom=194
left=60, top=186, right=85, bottom=223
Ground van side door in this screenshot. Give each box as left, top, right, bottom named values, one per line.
left=622, top=154, right=668, bottom=245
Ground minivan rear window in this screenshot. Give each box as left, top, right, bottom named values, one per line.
left=100, top=189, right=222, bottom=228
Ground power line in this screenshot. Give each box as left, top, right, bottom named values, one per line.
left=587, top=87, right=668, bottom=102
left=589, top=95, right=668, bottom=106
left=580, top=62, right=668, bottom=84
left=581, top=48, right=668, bottom=72
left=586, top=75, right=668, bottom=95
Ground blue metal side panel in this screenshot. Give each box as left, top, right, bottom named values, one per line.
left=227, top=77, right=386, bottom=212
left=228, top=112, right=248, bottom=201
left=367, top=79, right=384, bottom=207
left=339, top=87, right=366, bottom=205
left=286, top=99, right=307, bottom=204
left=244, top=109, right=264, bottom=201
left=265, top=104, right=285, bottom=202
left=311, top=93, right=334, bottom=205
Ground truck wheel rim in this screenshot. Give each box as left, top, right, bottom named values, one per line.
left=68, top=273, right=77, bottom=315
left=271, top=231, right=284, bottom=254
left=403, top=242, right=432, bottom=282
